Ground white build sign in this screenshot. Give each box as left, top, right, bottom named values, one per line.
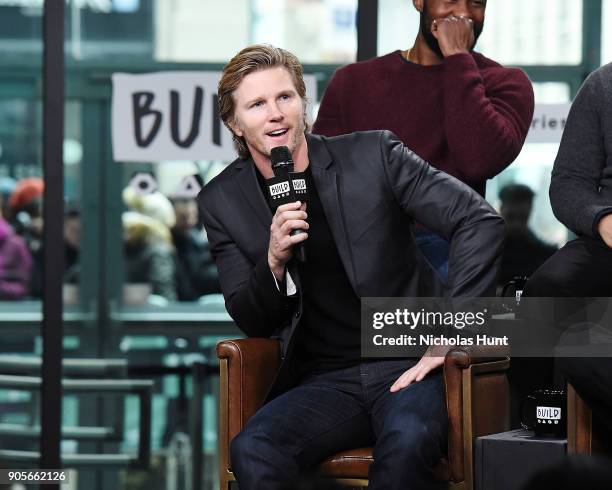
left=526, top=103, right=571, bottom=144
left=112, top=71, right=317, bottom=162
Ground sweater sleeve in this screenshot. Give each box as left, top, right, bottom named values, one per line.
left=549, top=70, right=612, bottom=238
left=442, top=53, right=534, bottom=184
left=312, top=67, right=348, bottom=137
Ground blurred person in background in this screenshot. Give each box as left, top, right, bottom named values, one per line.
left=314, top=0, right=534, bottom=278
left=63, top=206, right=81, bottom=284
left=0, top=176, right=16, bottom=219
left=0, top=184, right=32, bottom=300
left=8, top=177, right=44, bottom=298
left=171, top=196, right=220, bottom=301
left=497, top=183, right=557, bottom=287
left=123, top=186, right=177, bottom=302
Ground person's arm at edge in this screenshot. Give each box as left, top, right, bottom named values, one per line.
left=550, top=69, right=612, bottom=240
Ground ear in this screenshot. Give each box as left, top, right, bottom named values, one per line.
left=228, top=117, right=243, bottom=138
left=413, top=0, right=424, bottom=14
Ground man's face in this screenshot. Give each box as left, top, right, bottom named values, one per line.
left=501, top=201, right=532, bottom=228
left=230, top=66, right=306, bottom=162
left=419, top=0, right=486, bottom=58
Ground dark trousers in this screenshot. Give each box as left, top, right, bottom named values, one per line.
left=230, top=359, right=448, bottom=490
left=523, top=236, right=612, bottom=297
left=522, top=236, right=612, bottom=347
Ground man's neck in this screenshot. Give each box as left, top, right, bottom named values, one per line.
left=407, top=35, right=444, bottom=66
left=252, top=134, right=309, bottom=178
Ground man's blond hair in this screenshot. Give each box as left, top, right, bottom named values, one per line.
left=218, top=44, right=309, bottom=159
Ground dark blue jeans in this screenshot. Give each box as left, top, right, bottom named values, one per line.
left=230, top=359, right=448, bottom=490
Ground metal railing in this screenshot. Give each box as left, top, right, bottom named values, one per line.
left=0, top=358, right=153, bottom=468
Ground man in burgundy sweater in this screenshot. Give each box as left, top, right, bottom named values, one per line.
left=314, top=0, right=534, bottom=278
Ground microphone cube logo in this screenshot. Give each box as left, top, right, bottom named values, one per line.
left=537, top=406, right=561, bottom=422
left=292, top=179, right=306, bottom=191
left=291, top=178, right=307, bottom=198
left=270, top=181, right=291, bottom=199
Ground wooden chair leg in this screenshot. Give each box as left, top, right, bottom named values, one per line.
left=567, top=382, right=593, bottom=455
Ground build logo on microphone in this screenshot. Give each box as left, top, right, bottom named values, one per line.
left=269, top=181, right=291, bottom=199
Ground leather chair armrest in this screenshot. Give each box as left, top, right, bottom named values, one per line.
left=217, top=338, right=281, bottom=440
left=445, top=344, right=510, bottom=368
left=444, top=345, right=510, bottom=484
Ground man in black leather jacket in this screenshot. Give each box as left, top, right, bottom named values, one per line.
left=198, top=44, right=505, bottom=490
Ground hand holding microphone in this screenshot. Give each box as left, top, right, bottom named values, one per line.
left=268, top=201, right=309, bottom=279
left=266, top=146, right=310, bottom=273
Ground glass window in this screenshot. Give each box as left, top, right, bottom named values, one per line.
left=0, top=4, right=43, bottom=56
left=487, top=83, right=572, bottom=248
left=155, top=0, right=358, bottom=64
left=377, top=0, right=419, bottom=56
left=477, top=0, right=582, bottom=66
left=154, top=0, right=250, bottom=62
left=0, top=1, right=358, bottom=64
left=0, top=76, right=42, bottom=307
left=0, top=2, right=43, bottom=470
left=252, top=0, right=357, bottom=64
left=532, top=82, right=571, bottom=103
left=602, top=0, right=612, bottom=64
left=377, top=0, right=583, bottom=65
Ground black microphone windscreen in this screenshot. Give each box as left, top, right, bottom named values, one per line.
left=270, top=146, right=294, bottom=174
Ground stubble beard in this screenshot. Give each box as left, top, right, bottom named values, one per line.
left=264, top=115, right=306, bottom=158
left=234, top=109, right=307, bottom=160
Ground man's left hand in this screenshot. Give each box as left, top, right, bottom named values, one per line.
left=598, top=213, right=612, bottom=248
left=431, top=15, right=475, bottom=58
left=389, top=345, right=450, bottom=393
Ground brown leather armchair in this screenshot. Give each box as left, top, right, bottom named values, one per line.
left=217, top=339, right=510, bottom=489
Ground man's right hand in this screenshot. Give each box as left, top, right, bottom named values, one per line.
left=268, top=201, right=309, bottom=280
left=598, top=213, right=612, bottom=248
left=431, top=15, right=475, bottom=58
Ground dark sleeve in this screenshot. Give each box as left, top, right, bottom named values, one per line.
left=442, top=53, right=535, bottom=183
left=199, top=191, right=295, bottom=337
left=550, top=70, right=612, bottom=238
left=312, top=67, right=349, bottom=137
left=378, top=130, right=506, bottom=297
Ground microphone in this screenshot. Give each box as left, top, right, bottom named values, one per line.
left=266, top=146, right=308, bottom=262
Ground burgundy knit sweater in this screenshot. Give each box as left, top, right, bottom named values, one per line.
left=313, top=51, right=534, bottom=197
